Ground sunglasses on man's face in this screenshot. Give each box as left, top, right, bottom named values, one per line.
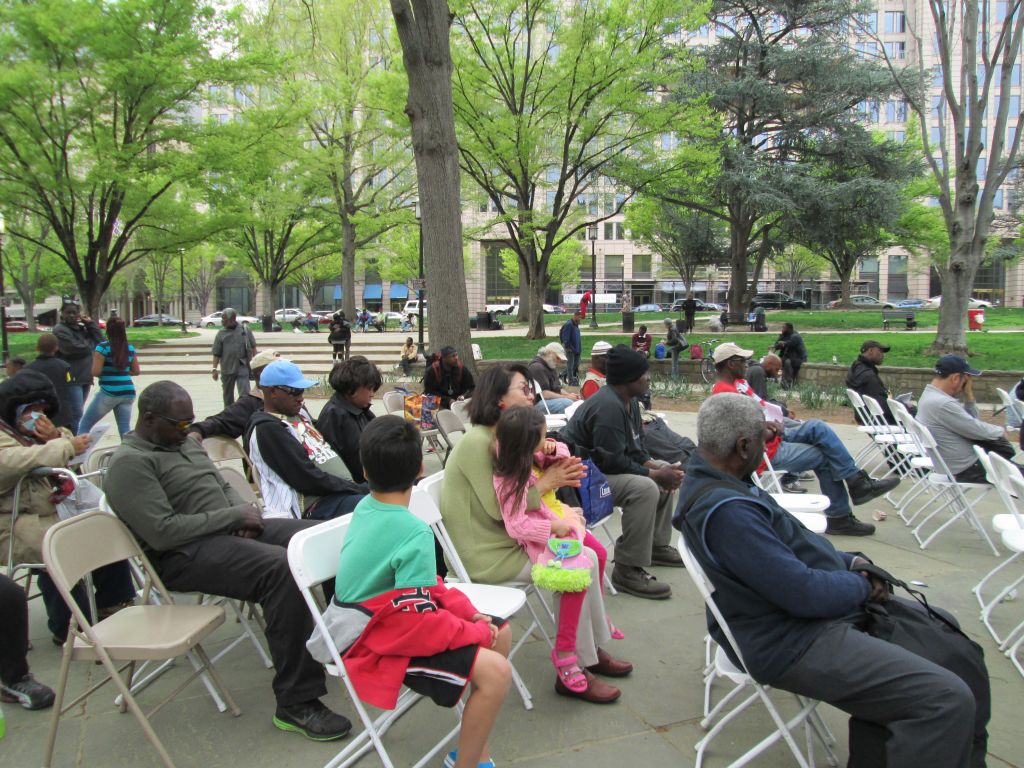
left=152, top=413, right=194, bottom=431
left=273, top=385, right=305, bottom=398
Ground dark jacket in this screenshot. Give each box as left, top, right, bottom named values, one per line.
left=774, top=330, right=807, bottom=364
left=328, top=318, right=351, bottom=343
left=53, top=319, right=104, bottom=384
left=189, top=392, right=264, bottom=440
left=846, top=356, right=894, bottom=424
left=673, top=453, right=868, bottom=684
left=315, top=394, right=376, bottom=483
left=558, top=319, right=581, bottom=355
left=24, top=355, right=74, bottom=429
left=559, top=384, right=650, bottom=476
left=682, top=298, right=698, bottom=316
left=424, top=359, right=475, bottom=409
left=527, top=356, right=561, bottom=396
left=245, top=411, right=365, bottom=500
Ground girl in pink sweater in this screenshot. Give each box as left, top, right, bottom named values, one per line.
left=492, top=406, right=619, bottom=695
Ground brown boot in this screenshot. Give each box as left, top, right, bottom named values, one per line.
left=555, top=669, right=620, bottom=703
left=586, top=648, right=633, bottom=677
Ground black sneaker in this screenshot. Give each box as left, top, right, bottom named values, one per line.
left=781, top=478, right=807, bottom=493
left=611, top=565, right=671, bottom=600
left=273, top=699, right=352, bottom=741
left=825, top=514, right=876, bottom=537
left=846, top=471, right=899, bottom=506
left=1, top=674, right=56, bottom=710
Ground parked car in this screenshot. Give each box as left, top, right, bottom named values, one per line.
left=634, top=303, right=663, bottom=313
left=922, top=296, right=993, bottom=309
left=827, top=295, right=895, bottom=309
left=670, top=299, right=721, bottom=312
left=403, top=299, right=428, bottom=317
left=274, top=308, right=306, bottom=323
left=133, top=314, right=191, bottom=328
left=749, top=292, right=807, bottom=310
left=4, top=320, right=31, bottom=333
left=199, top=310, right=260, bottom=328
left=895, top=298, right=928, bottom=309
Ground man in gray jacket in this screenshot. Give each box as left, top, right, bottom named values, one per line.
left=917, top=355, right=1023, bottom=483
left=211, top=308, right=257, bottom=407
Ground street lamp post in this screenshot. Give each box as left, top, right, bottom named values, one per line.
left=178, top=248, right=187, bottom=334
left=0, top=213, right=7, bottom=365
left=415, top=202, right=425, bottom=355
left=588, top=225, right=598, bottom=329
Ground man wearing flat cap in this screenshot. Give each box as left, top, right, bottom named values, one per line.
left=561, top=346, right=685, bottom=599
left=918, top=355, right=1024, bottom=483
left=846, top=340, right=909, bottom=425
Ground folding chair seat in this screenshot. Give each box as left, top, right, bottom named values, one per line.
left=900, top=417, right=999, bottom=556
left=414, top=475, right=537, bottom=710
left=752, top=453, right=830, bottom=532
left=677, top=536, right=838, bottom=768
left=971, top=451, right=1024, bottom=647
left=287, top=515, right=462, bottom=768
left=41, top=511, right=239, bottom=768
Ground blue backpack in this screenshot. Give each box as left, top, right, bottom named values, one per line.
left=578, top=458, right=615, bottom=526
left=654, top=342, right=666, bottom=360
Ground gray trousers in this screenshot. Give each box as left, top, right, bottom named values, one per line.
left=771, top=600, right=979, bottom=768
left=605, top=467, right=675, bottom=568
left=222, top=365, right=252, bottom=407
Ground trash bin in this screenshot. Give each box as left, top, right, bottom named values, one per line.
left=621, top=311, right=635, bottom=333
left=477, top=311, right=495, bottom=331
left=968, top=308, right=985, bottom=331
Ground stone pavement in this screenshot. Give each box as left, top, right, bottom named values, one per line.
left=3, top=373, right=1023, bottom=768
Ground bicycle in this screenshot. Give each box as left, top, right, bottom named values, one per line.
left=699, top=338, right=720, bottom=384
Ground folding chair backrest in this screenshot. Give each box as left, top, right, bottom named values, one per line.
left=973, top=445, right=997, bottom=483
left=563, top=399, right=584, bottom=420
left=533, top=380, right=552, bottom=414
left=677, top=536, right=753, bottom=675
left=758, top=452, right=784, bottom=494
left=82, top=445, right=119, bottom=475
left=42, top=511, right=143, bottom=599
left=861, top=395, right=892, bottom=429
left=887, top=397, right=911, bottom=426
left=411, top=476, right=473, bottom=583
left=903, top=416, right=952, bottom=476
left=287, top=515, right=350, bottom=591
left=996, top=388, right=1023, bottom=422
left=435, top=409, right=466, bottom=446
left=846, top=388, right=869, bottom=422
left=202, top=436, right=247, bottom=464
left=451, top=399, right=471, bottom=425
left=383, top=390, right=406, bottom=415
left=990, top=454, right=1024, bottom=530
left=219, top=466, right=259, bottom=505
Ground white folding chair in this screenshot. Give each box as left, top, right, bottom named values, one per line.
left=287, top=516, right=461, bottom=768
left=845, top=389, right=886, bottom=465
left=532, top=379, right=567, bottom=430
left=972, top=451, right=1024, bottom=649
left=900, top=417, right=999, bottom=556
left=859, top=395, right=916, bottom=479
left=42, top=512, right=239, bottom=768
left=995, top=387, right=1023, bottom=432
left=677, top=535, right=838, bottom=768
left=883, top=399, right=937, bottom=515
left=753, top=453, right=830, bottom=529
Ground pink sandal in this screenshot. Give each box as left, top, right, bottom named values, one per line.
left=552, top=650, right=588, bottom=693
left=608, top=620, right=625, bottom=640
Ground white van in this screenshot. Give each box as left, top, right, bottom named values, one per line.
left=402, top=299, right=427, bottom=317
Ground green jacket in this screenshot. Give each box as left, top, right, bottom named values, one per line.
left=440, top=425, right=531, bottom=584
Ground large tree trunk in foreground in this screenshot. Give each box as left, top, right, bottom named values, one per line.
left=391, top=1, right=473, bottom=371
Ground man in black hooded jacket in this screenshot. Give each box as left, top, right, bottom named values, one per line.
left=845, top=340, right=912, bottom=425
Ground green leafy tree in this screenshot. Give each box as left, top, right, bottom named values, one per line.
left=183, top=245, right=227, bottom=320
left=651, top=0, right=907, bottom=313
left=292, top=257, right=340, bottom=311
left=1, top=214, right=67, bottom=330
left=451, top=0, right=710, bottom=338
left=498, top=240, right=583, bottom=291
left=0, top=0, right=237, bottom=317
left=774, top=246, right=828, bottom=297
left=873, top=2, right=1024, bottom=353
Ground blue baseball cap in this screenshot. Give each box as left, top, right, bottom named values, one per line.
left=259, top=360, right=317, bottom=389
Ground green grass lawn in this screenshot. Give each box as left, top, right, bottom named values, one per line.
left=5, top=327, right=197, bottom=363
left=475, top=330, right=1024, bottom=371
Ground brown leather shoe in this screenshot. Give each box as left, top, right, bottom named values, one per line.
left=586, top=648, right=633, bottom=678
left=554, top=670, right=620, bottom=703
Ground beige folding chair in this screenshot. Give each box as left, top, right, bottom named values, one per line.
left=382, top=390, right=406, bottom=415
left=42, top=511, right=239, bottom=768
left=450, top=398, right=472, bottom=426
left=287, top=515, right=462, bottom=768
left=434, top=409, right=466, bottom=467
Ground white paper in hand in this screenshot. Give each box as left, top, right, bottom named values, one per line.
left=69, top=423, right=111, bottom=467
left=763, top=401, right=785, bottom=424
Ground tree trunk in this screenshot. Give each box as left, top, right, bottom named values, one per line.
left=839, top=271, right=852, bottom=305
left=931, top=259, right=976, bottom=356
left=526, top=261, right=549, bottom=340
left=517, top=269, right=530, bottom=323
left=727, top=209, right=753, bottom=314
left=391, top=0, right=474, bottom=371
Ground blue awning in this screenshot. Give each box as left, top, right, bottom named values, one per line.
left=363, top=284, right=383, bottom=300
left=332, top=284, right=342, bottom=300
left=389, top=283, right=409, bottom=299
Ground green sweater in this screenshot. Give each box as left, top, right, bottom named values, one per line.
left=335, top=495, right=437, bottom=604
left=441, top=425, right=531, bottom=584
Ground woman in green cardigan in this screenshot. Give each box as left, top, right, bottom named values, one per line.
left=441, top=364, right=631, bottom=703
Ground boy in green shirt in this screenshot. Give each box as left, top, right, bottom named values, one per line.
left=323, top=416, right=511, bottom=768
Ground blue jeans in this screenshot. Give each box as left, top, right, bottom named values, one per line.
left=537, top=397, right=574, bottom=414
left=65, top=384, right=90, bottom=435
left=564, top=349, right=580, bottom=385
left=670, top=346, right=681, bottom=378
left=772, top=419, right=859, bottom=518
left=79, top=390, right=135, bottom=437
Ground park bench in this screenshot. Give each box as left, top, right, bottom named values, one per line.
left=882, top=309, right=917, bottom=330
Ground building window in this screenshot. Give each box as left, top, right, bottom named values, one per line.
left=886, top=100, right=908, bottom=123
left=884, top=11, right=905, bottom=33
left=994, top=189, right=1005, bottom=209
left=604, top=254, right=623, bottom=279
left=887, top=130, right=906, bottom=142
left=885, top=41, right=906, bottom=59
left=930, top=125, right=942, bottom=144
left=484, top=244, right=517, bottom=302
left=859, top=12, right=877, bottom=32
left=633, top=253, right=652, bottom=278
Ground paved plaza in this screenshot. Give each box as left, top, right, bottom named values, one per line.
left=2, top=357, right=1023, bottom=768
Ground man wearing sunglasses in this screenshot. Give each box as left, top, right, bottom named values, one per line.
left=107, top=381, right=352, bottom=741
left=246, top=360, right=367, bottom=521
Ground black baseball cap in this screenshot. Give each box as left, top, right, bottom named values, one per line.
left=860, top=340, right=891, bottom=353
left=935, top=355, right=981, bottom=376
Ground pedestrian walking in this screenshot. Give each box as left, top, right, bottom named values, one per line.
left=211, top=308, right=257, bottom=407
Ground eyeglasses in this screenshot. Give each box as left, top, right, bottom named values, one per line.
left=513, top=382, right=533, bottom=395
left=273, top=385, right=305, bottom=398
left=152, top=413, right=194, bottom=431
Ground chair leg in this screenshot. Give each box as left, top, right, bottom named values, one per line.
left=190, top=644, right=242, bottom=717
left=42, top=636, right=75, bottom=768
